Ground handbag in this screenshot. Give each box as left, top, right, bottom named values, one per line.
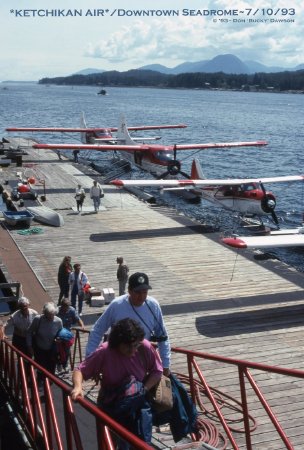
left=136, top=344, right=173, bottom=413
left=99, top=375, right=144, bottom=405
left=150, top=374, right=173, bottom=412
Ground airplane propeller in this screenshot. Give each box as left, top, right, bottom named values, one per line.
left=260, top=181, right=279, bottom=226
left=157, top=145, right=191, bottom=179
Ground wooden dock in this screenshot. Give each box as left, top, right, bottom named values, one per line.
left=1, top=140, right=304, bottom=449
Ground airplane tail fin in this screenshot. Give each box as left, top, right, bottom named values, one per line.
left=80, top=112, right=87, bottom=143
left=191, top=158, right=205, bottom=180
left=116, top=115, right=134, bottom=144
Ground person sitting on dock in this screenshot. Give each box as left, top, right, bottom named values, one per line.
left=4, top=296, right=38, bottom=356
left=85, top=272, right=171, bottom=376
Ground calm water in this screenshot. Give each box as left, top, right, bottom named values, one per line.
left=0, top=83, right=303, bottom=270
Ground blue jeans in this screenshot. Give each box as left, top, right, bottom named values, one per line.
left=92, top=196, right=100, bottom=211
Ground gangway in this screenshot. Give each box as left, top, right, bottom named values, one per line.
left=1, top=331, right=304, bottom=449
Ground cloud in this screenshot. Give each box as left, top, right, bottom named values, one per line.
left=83, top=4, right=304, bottom=68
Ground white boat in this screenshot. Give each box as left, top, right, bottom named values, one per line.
left=26, top=206, right=64, bottom=227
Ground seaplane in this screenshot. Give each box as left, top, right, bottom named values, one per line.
left=7, top=115, right=268, bottom=180
left=222, top=225, right=304, bottom=248
left=109, top=159, right=304, bottom=226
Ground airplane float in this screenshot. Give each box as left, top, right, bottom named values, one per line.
left=110, top=159, right=304, bottom=226
left=222, top=226, right=304, bottom=248
left=7, top=115, right=268, bottom=180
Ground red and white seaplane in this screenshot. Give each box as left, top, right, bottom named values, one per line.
left=7, top=115, right=268, bottom=180
left=222, top=225, right=304, bottom=248
left=110, top=159, right=304, bottom=226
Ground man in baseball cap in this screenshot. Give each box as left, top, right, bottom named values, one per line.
left=86, top=271, right=171, bottom=375
left=128, top=272, right=152, bottom=291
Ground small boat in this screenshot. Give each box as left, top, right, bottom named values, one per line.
left=2, top=210, right=34, bottom=227
left=97, top=89, right=107, bottom=95
left=26, top=206, right=64, bottom=227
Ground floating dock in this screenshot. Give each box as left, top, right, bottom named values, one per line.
left=1, top=138, right=304, bottom=448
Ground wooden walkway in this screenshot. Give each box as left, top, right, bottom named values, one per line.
left=1, top=140, right=304, bottom=449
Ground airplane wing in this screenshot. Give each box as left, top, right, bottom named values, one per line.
left=33, top=140, right=267, bottom=152
left=127, top=124, right=187, bottom=131
left=33, top=143, right=150, bottom=151
left=6, top=127, right=118, bottom=133
left=174, top=141, right=267, bottom=150
left=222, top=230, right=304, bottom=249
left=110, top=175, right=304, bottom=187
left=6, top=124, right=186, bottom=133
left=93, top=136, right=162, bottom=142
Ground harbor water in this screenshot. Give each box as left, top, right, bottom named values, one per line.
left=0, top=82, right=303, bottom=270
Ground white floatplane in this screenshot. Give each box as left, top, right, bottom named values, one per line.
left=110, top=159, right=304, bottom=225
left=7, top=115, right=268, bottom=180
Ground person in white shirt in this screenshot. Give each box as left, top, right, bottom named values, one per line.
left=4, top=296, right=38, bottom=355
left=69, top=263, right=89, bottom=316
left=90, top=180, right=103, bottom=213
left=75, top=184, right=86, bottom=213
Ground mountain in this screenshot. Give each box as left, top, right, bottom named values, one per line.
left=139, top=54, right=302, bottom=75
left=295, top=63, right=304, bottom=70
left=170, top=60, right=209, bottom=74
left=198, top=54, right=249, bottom=74
left=244, top=60, right=286, bottom=73
left=72, top=68, right=105, bottom=76
left=137, top=64, right=173, bottom=74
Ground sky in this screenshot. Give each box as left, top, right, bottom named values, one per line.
left=0, top=0, right=303, bottom=81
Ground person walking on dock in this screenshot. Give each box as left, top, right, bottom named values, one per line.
left=57, top=299, right=84, bottom=373
left=27, top=302, right=63, bottom=380
left=75, top=184, right=86, bottom=213
left=90, top=180, right=103, bottom=213
left=4, top=296, right=38, bottom=356
left=71, top=318, right=162, bottom=448
left=73, top=149, right=79, bottom=163
left=85, top=272, right=171, bottom=375
left=116, top=256, right=129, bottom=295
left=69, top=263, right=89, bottom=316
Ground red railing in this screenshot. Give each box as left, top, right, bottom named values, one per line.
left=0, top=338, right=152, bottom=450
left=2, top=331, right=304, bottom=450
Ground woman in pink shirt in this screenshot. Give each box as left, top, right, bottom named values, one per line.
left=71, top=318, right=162, bottom=446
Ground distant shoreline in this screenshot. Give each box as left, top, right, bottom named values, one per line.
left=1, top=80, right=303, bottom=95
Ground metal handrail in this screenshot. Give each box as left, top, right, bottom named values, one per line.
left=0, top=339, right=152, bottom=450
left=1, top=332, right=304, bottom=449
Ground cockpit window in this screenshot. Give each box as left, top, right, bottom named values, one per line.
left=155, top=151, right=174, bottom=161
